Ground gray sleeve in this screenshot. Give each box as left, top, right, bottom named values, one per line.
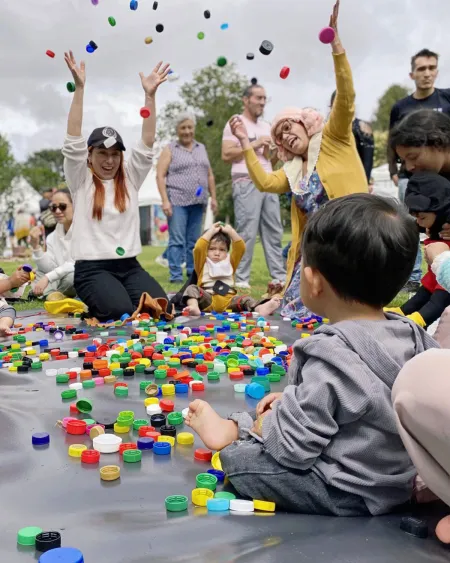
left=262, top=356, right=371, bottom=470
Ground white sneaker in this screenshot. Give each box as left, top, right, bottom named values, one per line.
left=181, top=262, right=186, bottom=269
left=235, top=282, right=251, bottom=290
left=155, top=255, right=169, bottom=268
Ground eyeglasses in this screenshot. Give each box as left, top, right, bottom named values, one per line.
left=50, top=203, right=68, bottom=212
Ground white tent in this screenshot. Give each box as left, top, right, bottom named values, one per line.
left=371, top=163, right=397, bottom=200
left=0, top=176, right=41, bottom=215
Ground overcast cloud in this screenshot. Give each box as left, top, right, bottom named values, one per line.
left=1, top=0, right=450, bottom=160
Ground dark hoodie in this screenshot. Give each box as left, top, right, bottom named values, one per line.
left=262, top=314, right=438, bottom=515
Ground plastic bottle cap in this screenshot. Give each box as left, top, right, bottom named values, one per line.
left=157, top=435, right=175, bottom=446
left=197, top=32, right=205, bottom=40
left=196, top=472, right=217, bottom=490
left=230, top=499, right=254, bottom=512
left=147, top=404, right=162, bottom=416
left=108, top=16, right=116, bottom=26
left=133, top=419, right=149, bottom=430
left=192, top=487, right=214, bottom=506
left=68, top=444, right=88, bottom=458
left=32, top=432, right=50, bottom=446
left=81, top=449, right=100, bottom=464
left=167, top=411, right=183, bottom=425
left=165, top=495, right=188, bottom=512
left=207, top=468, right=225, bottom=482
left=137, top=437, right=154, bottom=450
left=159, top=399, right=174, bottom=412
left=253, top=499, right=276, bottom=512
left=140, top=107, right=150, bottom=119
left=116, top=247, right=125, bottom=256
left=66, top=420, right=87, bottom=435
left=123, top=449, right=142, bottom=463
left=156, top=23, right=164, bottom=33
left=215, top=491, right=236, bottom=500
left=38, top=547, right=84, bottom=562
left=246, top=53, right=255, bottom=60
left=35, top=531, right=61, bottom=553
left=177, top=432, right=194, bottom=445
left=204, top=9, right=210, bottom=18
left=144, top=36, right=153, bottom=44
left=76, top=399, right=93, bottom=413
left=211, top=451, right=222, bottom=471
left=207, top=498, right=230, bottom=511
left=280, top=66, right=290, bottom=79
left=114, top=422, right=130, bottom=434
left=130, top=0, right=138, bottom=10
left=217, top=56, right=227, bottom=67
left=93, top=434, right=122, bottom=453
left=234, top=383, right=247, bottom=393
left=153, top=441, right=171, bottom=455
left=46, top=50, right=55, bottom=58
left=319, top=26, right=336, bottom=44
left=89, top=425, right=105, bottom=439
left=194, top=448, right=212, bottom=462
left=145, top=383, right=159, bottom=396
left=220, top=23, right=229, bottom=30
left=100, top=465, right=120, bottom=481
left=17, top=526, right=43, bottom=546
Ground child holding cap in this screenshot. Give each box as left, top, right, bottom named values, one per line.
left=62, top=51, right=170, bottom=322
left=0, top=267, right=31, bottom=336
left=181, top=222, right=280, bottom=316
left=186, top=194, right=438, bottom=516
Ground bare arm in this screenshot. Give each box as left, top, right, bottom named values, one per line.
left=64, top=51, right=86, bottom=137
left=207, top=167, right=217, bottom=201
left=139, top=62, right=170, bottom=148
left=156, top=146, right=173, bottom=217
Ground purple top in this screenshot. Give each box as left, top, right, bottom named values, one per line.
left=166, top=140, right=210, bottom=206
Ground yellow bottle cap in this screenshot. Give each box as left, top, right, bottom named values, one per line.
left=139, top=358, right=151, bottom=366
left=192, top=488, right=214, bottom=506
left=89, top=425, right=105, bottom=439
left=211, top=451, right=222, bottom=471
left=26, top=349, right=36, bottom=356
left=157, top=435, right=175, bottom=446
left=114, top=423, right=130, bottom=434
left=39, top=353, right=50, bottom=361
left=68, top=444, right=87, bottom=458
left=144, top=397, right=159, bottom=407
left=253, top=499, right=276, bottom=512
left=109, top=362, right=120, bottom=370
left=161, top=384, right=175, bottom=396
left=177, top=432, right=194, bottom=446
left=9, top=366, right=17, bottom=372
left=25, top=340, right=32, bottom=347
left=301, top=334, right=311, bottom=339
left=104, top=375, right=116, bottom=384
left=11, top=343, right=20, bottom=350
left=100, top=465, right=120, bottom=481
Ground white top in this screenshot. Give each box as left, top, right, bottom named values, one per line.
left=62, top=135, right=154, bottom=261
left=32, top=223, right=74, bottom=283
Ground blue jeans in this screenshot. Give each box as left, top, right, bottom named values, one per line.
left=398, top=178, right=422, bottom=283
left=168, top=204, right=204, bottom=281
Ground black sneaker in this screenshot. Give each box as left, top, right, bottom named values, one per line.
left=402, top=281, right=420, bottom=294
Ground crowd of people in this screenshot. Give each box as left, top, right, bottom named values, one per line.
left=2, top=0, right=450, bottom=544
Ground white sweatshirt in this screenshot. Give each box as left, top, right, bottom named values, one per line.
left=32, top=223, right=74, bottom=282
left=62, top=135, right=154, bottom=261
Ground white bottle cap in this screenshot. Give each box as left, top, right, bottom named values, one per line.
left=69, top=382, right=83, bottom=390
left=182, top=407, right=189, bottom=419
left=156, top=331, right=167, bottom=343
left=93, top=434, right=122, bottom=453
left=58, top=367, right=67, bottom=375
left=230, top=499, right=254, bottom=512
left=146, top=404, right=162, bottom=415
left=46, top=369, right=57, bottom=377
left=68, top=351, right=78, bottom=359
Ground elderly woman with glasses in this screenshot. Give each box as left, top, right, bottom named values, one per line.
left=29, top=188, right=76, bottom=300
left=156, top=111, right=217, bottom=284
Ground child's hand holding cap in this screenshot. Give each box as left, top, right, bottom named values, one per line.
left=9, top=267, right=30, bottom=289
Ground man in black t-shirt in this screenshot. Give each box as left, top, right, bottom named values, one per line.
left=388, top=48, right=450, bottom=291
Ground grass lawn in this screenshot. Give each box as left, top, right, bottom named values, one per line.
left=1, top=233, right=409, bottom=312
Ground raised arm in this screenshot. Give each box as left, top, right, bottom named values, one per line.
left=64, top=51, right=85, bottom=137
left=325, top=1, right=356, bottom=142
left=139, top=62, right=170, bottom=148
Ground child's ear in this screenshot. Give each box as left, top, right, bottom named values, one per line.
left=304, top=266, right=323, bottom=298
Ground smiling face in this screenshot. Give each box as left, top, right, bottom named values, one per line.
left=176, top=119, right=195, bottom=146
left=50, top=191, right=73, bottom=226
left=395, top=145, right=447, bottom=174
left=89, top=146, right=123, bottom=180
left=207, top=239, right=228, bottom=263
left=274, top=119, right=310, bottom=157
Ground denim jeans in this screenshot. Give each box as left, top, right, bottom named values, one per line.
left=168, top=204, right=204, bottom=282
left=398, top=178, right=422, bottom=283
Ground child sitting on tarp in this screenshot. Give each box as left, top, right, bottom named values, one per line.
left=0, top=267, right=32, bottom=336
left=182, top=222, right=280, bottom=317
left=398, top=171, right=450, bottom=328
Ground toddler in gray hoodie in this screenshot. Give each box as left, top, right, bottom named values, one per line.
left=185, top=194, right=439, bottom=516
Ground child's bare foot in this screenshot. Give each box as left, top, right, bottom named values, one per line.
left=185, top=399, right=239, bottom=451
left=436, top=515, right=450, bottom=544
left=0, top=327, right=13, bottom=337
left=183, top=305, right=201, bottom=317
left=255, top=297, right=281, bottom=317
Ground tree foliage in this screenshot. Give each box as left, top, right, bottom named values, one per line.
left=157, top=64, right=249, bottom=222
left=372, top=84, right=410, bottom=132
left=0, top=135, right=18, bottom=196
left=373, top=130, right=389, bottom=168
left=22, top=149, right=65, bottom=194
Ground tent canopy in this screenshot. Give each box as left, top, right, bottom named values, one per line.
left=139, top=167, right=162, bottom=207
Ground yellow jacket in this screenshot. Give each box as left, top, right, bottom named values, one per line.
left=243, top=51, right=368, bottom=292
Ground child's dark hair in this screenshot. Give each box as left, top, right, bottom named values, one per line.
left=210, top=231, right=231, bottom=250
left=389, top=110, right=450, bottom=152
left=302, top=194, right=419, bottom=308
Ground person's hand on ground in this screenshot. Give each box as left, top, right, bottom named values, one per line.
left=229, top=115, right=249, bottom=143
left=425, top=242, right=450, bottom=265
left=29, top=226, right=43, bottom=249
left=33, top=275, right=49, bottom=296
left=139, top=61, right=171, bottom=97
left=256, top=392, right=283, bottom=417
left=9, top=268, right=30, bottom=289
left=440, top=223, right=450, bottom=240
left=162, top=199, right=173, bottom=218
left=64, top=50, right=86, bottom=89
left=210, top=198, right=218, bottom=214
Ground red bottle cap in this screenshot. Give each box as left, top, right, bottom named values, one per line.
left=229, top=371, right=244, bottom=380
left=194, top=448, right=212, bottom=462
left=192, top=382, right=205, bottom=391
left=138, top=425, right=156, bottom=437
left=69, top=403, right=79, bottom=413
left=85, top=351, right=95, bottom=358
left=81, top=449, right=100, bottom=464
left=66, top=420, right=87, bottom=435
left=143, top=347, right=154, bottom=357
left=159, top=399, right=175, bottom=412
left=152, top=353, right=164, bottom=360
left=68, top=371, right=78, bottom=380
left=50, top=349, right=60, bottom=357
left=114, top=382, right=128, bottom=389
left=180, top=376, right=194, bottom=384
left=145, top=431, right=161, bottom=440
left=196, top=365, right=208, bottom=374
left=56, top=355, right=68, bottom=361
left=140, top=107, right=151, bottom=118
left=46, top=49, right=55, bottom=58
left=97, top=345, right=109, bottom=356
left=279, top=66, right=290, bottom=79
left=203, top=352, right=215, bottom=361
left=131, top=352, right=142, bottom=360
left=119, top=443, right=137, bottom=455
left=99, top=368, right=111, bottom=377
left=167, top=368, right=177, bottom=377
left=129, top=360, right=139, bottom=367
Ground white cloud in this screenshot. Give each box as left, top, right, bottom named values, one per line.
left=1, top=0, right=450, bottom=160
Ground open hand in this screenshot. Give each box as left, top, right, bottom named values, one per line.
left=33, top=276, right=49, bottom=296
left=329, top=0, right=340, bottom=35
left=229, top=115, right=249, bottom=143
left=64, top=51, right=86, bottom=89
left=139, top=62, right=171, bottom=97
left=29, top=226, right=43, bottom=249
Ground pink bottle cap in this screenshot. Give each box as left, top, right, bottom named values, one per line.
left=319, top=27, right=335, bottom=44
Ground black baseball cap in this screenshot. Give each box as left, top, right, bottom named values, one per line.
left=87, top=126, right=126, bottom=151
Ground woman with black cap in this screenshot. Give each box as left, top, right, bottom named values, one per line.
left=62, top=50, right=170, bottom=322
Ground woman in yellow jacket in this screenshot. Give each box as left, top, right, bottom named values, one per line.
left=228, top=0, right=367, bottom=318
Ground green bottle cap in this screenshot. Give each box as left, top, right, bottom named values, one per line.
left=108, top=16, right=116, bottom=26
left=214, top=491, right=236, bottom=500
left=61, top=389, right=77, bottom=400
left=116, top=246, right=125, bottom=256
left=83, top=380, right=96, bottom=389
left=56, top=374, right=70, bottom=384
left=197, top=31, right=205, bottom=40
left=17, top=526, right=43, bottom=546
left=196, top=473, right=218, bottom=491
left=76, top=399, right=93, bottom=413
left=134, top=364, right=145, bottom=373
left=207, top=372, right=220, bottom=381
left=116, top=330, right=127, bottom=336
left=268, top=373, right=281, bottom=383
left=251, top=376, right=270, bottom=392
left=66, top=81, right=76, bottom=93
left=31, top=362, right=42, bottom=370
left=155, top=369, right=167, bottom=379
left=123, top=449, right=142, bottom=463
left=165, top=495, right=188, bottom=512
left=167, top=411, right=183, bottom=425
left=192, top=373, right=203, bottom=381
left=133, top=419, right=148, bottom=430
left=82, top=418, right=96, bottom=426
left=112, top=368, right=123, bottom=376
left=140, top=380, right=153, bottom=390
left=153, top=360, right=165, bottom=367
left=115, top=387, right=128, bottom=397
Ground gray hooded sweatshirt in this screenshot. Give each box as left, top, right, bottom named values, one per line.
left=261, top=314, right=439, bottom=515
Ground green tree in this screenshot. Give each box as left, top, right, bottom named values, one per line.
left=372, top=85, right=410, bottom=132
left=22, top=149, right=65, bottom=194
left=0, top=134, right=18, bottom=195
left=373, top=130, right=389, bottom=168
left=157, top=64, right=248, bottom=222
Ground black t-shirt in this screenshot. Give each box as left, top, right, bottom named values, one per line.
left=390, top=88, right=450, bottom=178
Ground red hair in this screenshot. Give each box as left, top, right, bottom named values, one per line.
left=88, top=148, right=129, bottom=221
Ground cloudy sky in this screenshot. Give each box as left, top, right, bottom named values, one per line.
left=1, top=0, right=449, bottom=161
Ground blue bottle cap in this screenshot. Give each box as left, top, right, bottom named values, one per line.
left=256, top=367, right=269, bottom=376
left=175, top=383, right=188, bottom=394
left=207, top=469, right=225, bottom=482
left=86, top=345, right=96, bottom=353
left=195, top=186, right=203, bottom=197
left=220, top=23, right=229, bottom=30
left=153, top=442, right=171, bottom=455
left=130, top=0, right=138, bottom=9
left=246, top=382, right=265, bottom=400
left=86, top=44, right=94, bottom=53
left=38, top=547, right=84, bottom=562
left=163, top=338, right=173, bottom=344
left=32, top=432, right=50, bottom=446
left=120, top=313, right=130, bottom=322
left=39, top=340, right=49, bottom=347
left=137, top=437, right=154, bottom=450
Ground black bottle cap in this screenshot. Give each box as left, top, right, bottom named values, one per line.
left=91, top=369, right=99, bottom=376
left=49, top=327, right=57, bottom=334
left=204, top=9, right=211, bottom=18
left=153, top=1, right=158, bottom=8
left=17, top=365, right=29, bottom=373
left=78, top=351, right=86, bottom=358
left=96, top=417, right=116, bottom=430
left=131, top=333, right=140, bottom=339
left=75, top=329, right=84, bottom=334
left=68, top=312, right=75, bottom=318
left=243, top=368, right=255, bottom=376
left=400, top=517, right=428, bottom=539
left=145, top=366, right=156, bottom=375
left=35, top=531, right=62, bottom=553
left=123, top=368, right=135, bottom=377
left=150, top=414, right=166, bottom=428
left=83, top=362, right=93, bottom=370
left=160, top=424, right=176, bottom=437
left=120, top=362, right=129, bottom=369
left=186, top=361, right=197, bottom=369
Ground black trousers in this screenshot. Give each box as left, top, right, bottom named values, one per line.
left=75, top=258, right=167, bottom=322
left=401, top=285, right=450, bottom=327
